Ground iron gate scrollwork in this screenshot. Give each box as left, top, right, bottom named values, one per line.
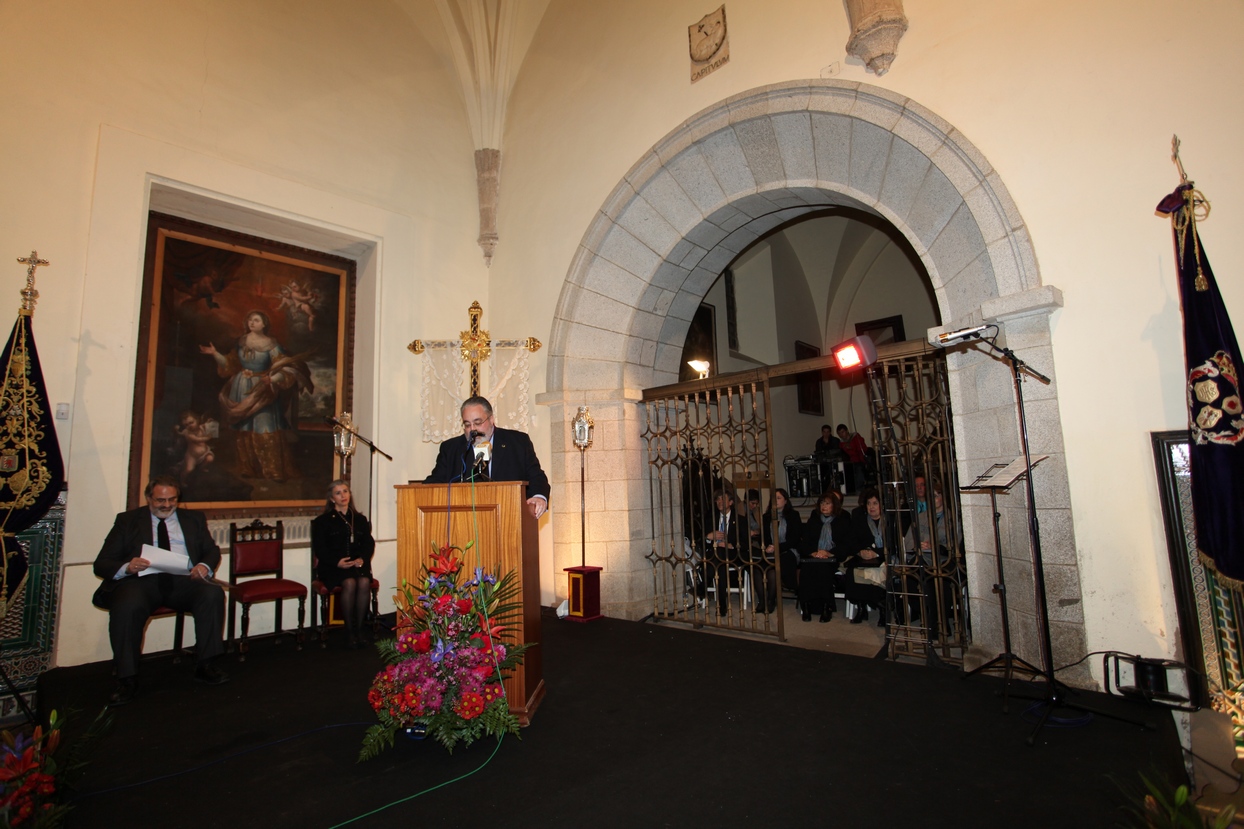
left=866, top=347, right=970, bottom=664
left=642, top=379, right=782, bottom=636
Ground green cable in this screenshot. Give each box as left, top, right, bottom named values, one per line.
left=329, top=473, right=514, bottom=827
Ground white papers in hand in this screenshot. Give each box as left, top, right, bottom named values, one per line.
left=138, top=543, right=192, bottom=576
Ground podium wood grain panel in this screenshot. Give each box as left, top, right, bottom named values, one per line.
left=395, top=482, right=544, bottom=724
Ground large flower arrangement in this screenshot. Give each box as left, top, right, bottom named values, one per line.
left=360, top=542, right=529, bottom=757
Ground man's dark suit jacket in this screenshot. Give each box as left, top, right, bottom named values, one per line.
left=91, top=506, right=222, bottom=609
left=424, top=426, right=551, bottom=502
left=704, top=510, right=754, bottom=564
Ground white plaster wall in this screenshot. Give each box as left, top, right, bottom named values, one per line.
left=3, top=0, right=1242, bottom=673
left=495, top=0, right=1244, bottom=667
left=0, top=0, right=487, bottom=667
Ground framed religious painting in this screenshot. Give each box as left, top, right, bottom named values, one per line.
left=794, top=340, right=824, bottom=415
left=855, top=314, right=906, bottom=347
left=128, top=213, right=356, bottom=513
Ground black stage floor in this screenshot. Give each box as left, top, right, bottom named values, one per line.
left=39, top=612, right=1184, bottom=828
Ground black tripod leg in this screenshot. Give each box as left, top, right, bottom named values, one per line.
left=965, top=653, right=1044, bottom=714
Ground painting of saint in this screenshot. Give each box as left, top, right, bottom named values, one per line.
left=133, top=214, right=354, bottom=510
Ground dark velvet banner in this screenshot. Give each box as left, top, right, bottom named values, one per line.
left=1158, top=183, right=1244, bottom=584
left=0, top=313, right=65, bottom=617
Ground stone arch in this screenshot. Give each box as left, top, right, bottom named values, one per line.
left=542, top=80, right=1081, bottom=673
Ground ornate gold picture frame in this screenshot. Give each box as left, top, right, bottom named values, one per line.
left=129, top=213, right=355, bottom=514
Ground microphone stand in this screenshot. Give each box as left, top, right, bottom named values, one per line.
left=964, top=333, right=1153, bottom=743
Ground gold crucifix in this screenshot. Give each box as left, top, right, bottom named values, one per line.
left=15, top=251, right=49, bottom=315
left=408, top=300, right=541, bottom=396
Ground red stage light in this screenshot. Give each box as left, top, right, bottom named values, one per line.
left=831, top=335, right=877, bottom=371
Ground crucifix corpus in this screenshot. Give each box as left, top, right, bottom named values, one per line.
left=408, top=300, right=541, bottom=396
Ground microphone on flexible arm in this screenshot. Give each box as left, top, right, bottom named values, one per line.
left=931, top=324, right=992, bottom=347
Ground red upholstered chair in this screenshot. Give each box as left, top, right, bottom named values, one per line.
left=227, top=519, right=306, bottom=660
left=310, top=553, right=380, bottom=647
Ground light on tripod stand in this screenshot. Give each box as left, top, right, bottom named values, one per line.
left=830, top=335, right=878, bottom=371
left=1103, top=653, right=1199, bottom=711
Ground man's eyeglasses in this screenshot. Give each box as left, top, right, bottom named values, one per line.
left=463, top=415, right=492, bottom=429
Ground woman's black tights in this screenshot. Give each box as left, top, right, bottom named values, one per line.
left=340, top=576, right=370, bottom=643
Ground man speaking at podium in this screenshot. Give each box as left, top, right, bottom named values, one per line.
left=424, top=395, right=550, bottom=519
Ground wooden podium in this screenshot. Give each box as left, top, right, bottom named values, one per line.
left=395, top=482, right=545, bottom=725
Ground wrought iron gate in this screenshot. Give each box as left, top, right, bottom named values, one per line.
left=640, top=344, right=968, bottom=656
left=642, top=376, right=782, bottom=637
left=866, top=345, right=970, bottom=664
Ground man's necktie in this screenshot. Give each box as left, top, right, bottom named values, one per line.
left=157, top=518, right=171, bottom=551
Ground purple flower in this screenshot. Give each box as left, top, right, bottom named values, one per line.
left=430, top=638, right=455, bottom=664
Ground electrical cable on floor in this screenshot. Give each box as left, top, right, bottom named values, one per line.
left=1051, top=649, right=1125, bottom=674
left=330, top=469, right=516, bottom=826
left=1019, top=700, right=1094, bottom=729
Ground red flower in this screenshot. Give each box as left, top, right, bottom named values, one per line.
left=433, top=595, right=454, bottom=614
left=0, top=746, right=39, bottom=782
left=428, top=551, right=461, bottom=577
left=453, top=691, right=486, bottom=720
left=412, top=630, right=432, bottom=653
left=454, top=598, right=474, bottom=615
left=476, top=613, right=508, bottom=639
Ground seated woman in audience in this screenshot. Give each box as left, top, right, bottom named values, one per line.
left=762, top=488, right=803, bottom=596
left=846, top=488, right=888, bottom=625
left=902, top=485, right=957, bottom=633
left=903, top=485, right=949, bottom=564
left=798, top=490, right=851, bottom=623
left=311, top=479, right=375, bottom=648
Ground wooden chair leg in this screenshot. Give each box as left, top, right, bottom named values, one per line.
left=239, top=602, right=251, bottom=661
left=295, top=597, right=305, bottom=649
left=173, top=612, right=185, bottom=664
left=323, top=594, right=333, bottom=647
left=370, top=585, right=381, bottom=635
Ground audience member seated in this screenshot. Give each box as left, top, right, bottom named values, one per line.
left=904, top=485, right=949, bottom=564
left=700, top=488, right=751, bottom=616
left=813, top=424, right=841, bottom=494
left=798, top=490, right=851, bottom=623
left=742, top=488, right=779, bottom=613
left=846, top=488, right=888, bottom=626
left=310, top=479, right=376, bottom=649
left=837, top=423, right=869, bottom=494
left=745, top=488, right=764, bottom=549
left=762, top=488, right=803, bottom=595
left=814, top=423, right=840, bottom=457
left=902, top=484, right=958, bottom=634
left=91, top=475, right=230, bottom=706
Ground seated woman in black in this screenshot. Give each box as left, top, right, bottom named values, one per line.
left=798, top=490, right=851, bottom=622
left=762, top=488, right=803, bottom=595
left=846, top=488, right=888, bottom=626
left=310, top=479, right=375, bottom=648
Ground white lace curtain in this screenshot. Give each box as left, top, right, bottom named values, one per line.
left=420, top=346, right=532, bottom=442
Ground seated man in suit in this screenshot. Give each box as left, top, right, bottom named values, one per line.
left=424, top=395, right=550, bottom=518
left=92, top=475, right=230, bottom=706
